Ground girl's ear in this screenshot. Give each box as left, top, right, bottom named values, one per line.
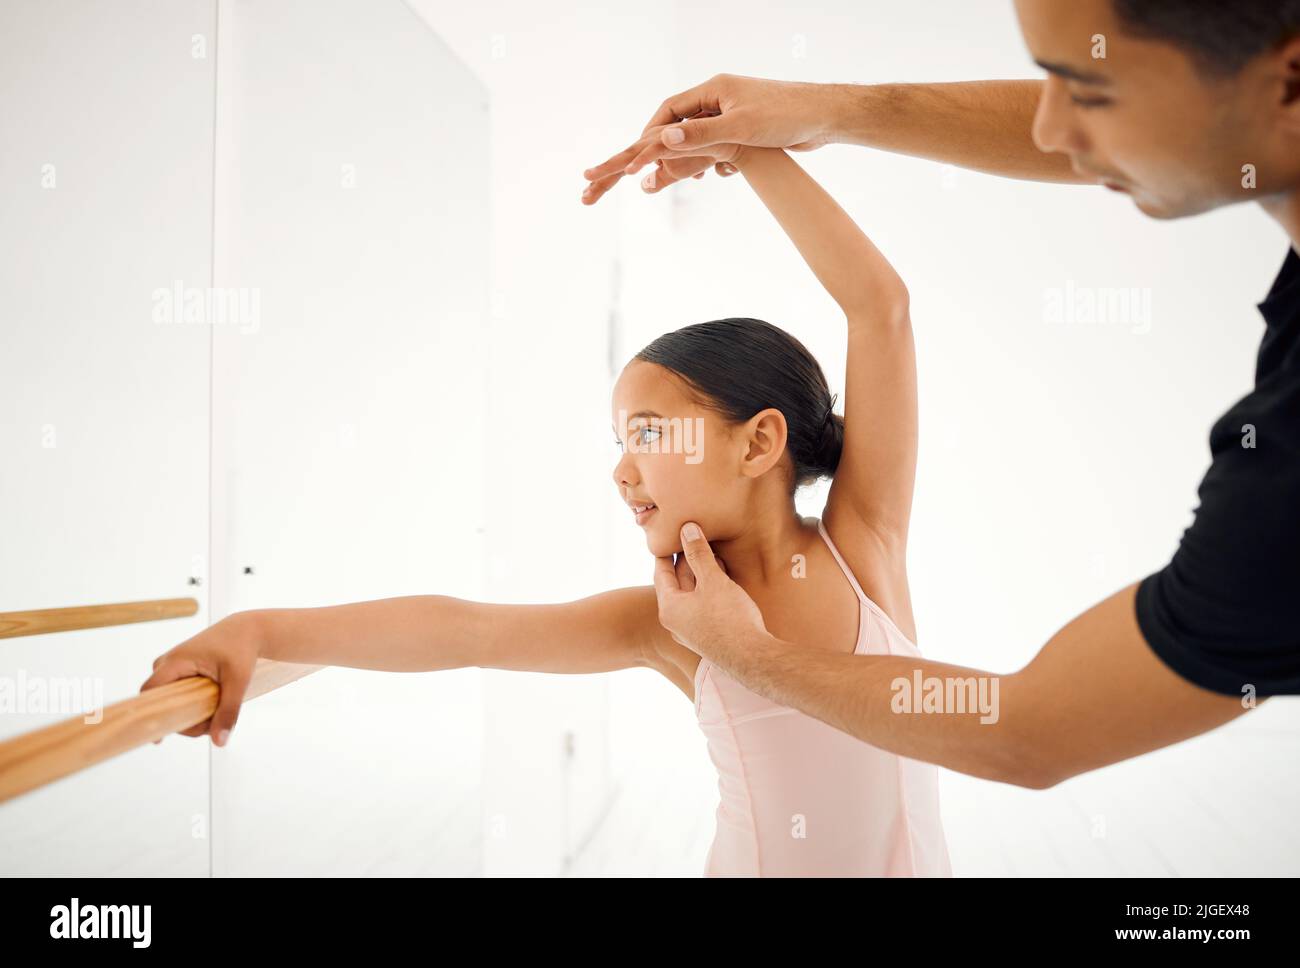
left=738, top=408, right=789, bottom=480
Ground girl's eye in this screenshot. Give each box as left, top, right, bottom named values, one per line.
left=615, top=425, right=664, bottom=451
left=1070, top=95, right=1112, bottom=109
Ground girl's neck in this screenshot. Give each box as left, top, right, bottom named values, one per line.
left=709, top=499, right=817, bottom=592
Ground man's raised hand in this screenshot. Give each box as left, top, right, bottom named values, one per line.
left=581, top=74, right=837, bottom=205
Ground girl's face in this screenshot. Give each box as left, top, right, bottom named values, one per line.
left=611, top=360, right=780, bottom=557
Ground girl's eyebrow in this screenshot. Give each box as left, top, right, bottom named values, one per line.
left=612, top=410, right=664, bottom=432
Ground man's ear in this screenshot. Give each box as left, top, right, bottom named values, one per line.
left=1278, top=34, right=1300, bottom=108
left=739, top=407, right=788, bottom=480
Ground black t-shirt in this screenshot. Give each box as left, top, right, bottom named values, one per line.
left=1135, top=245, right=1300, bottom=697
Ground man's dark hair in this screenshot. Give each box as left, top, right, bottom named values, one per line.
left=1112, top=0, right=1300, bottom=74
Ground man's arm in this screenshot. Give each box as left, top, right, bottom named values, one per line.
left=833, top=80, right=1082, bottom=183
left=657, top=527, right=1252, bottom=790
left=583, top=76, right=1086, bottom=204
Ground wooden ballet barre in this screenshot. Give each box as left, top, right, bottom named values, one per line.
left=0, top=598, right=199, bottom=639
left=0, top=658, right=322, bottom=804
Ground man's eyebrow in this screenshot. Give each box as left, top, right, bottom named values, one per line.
left=1035, top=59, right=1112, bottom=85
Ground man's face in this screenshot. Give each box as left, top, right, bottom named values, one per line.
left=1013, top=0, right=1282, bottom=219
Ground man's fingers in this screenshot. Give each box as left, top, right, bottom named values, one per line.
left=584, top=76, right=733, bottom=193
left=581, top=169, right=624, bottom=205
left=586, top=119, right=700, bottom=181
left=618, top=129, right=712, bottom=180
left=659, top=111, right=747, bottom=152
left=673, top=551, right=697, bottom=592
left=622, top=135, right=670, bottom=176
left=627, top=152, right=731, bottom=194
left=583, top=138, right=647, bottom=183
left=653, top=554, right=681, bottom=599
left=639, top=81, right=724, bottom=137
left=679, top=522, right=723, bottom=586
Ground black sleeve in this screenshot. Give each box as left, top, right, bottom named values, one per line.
left=1135, top=376, right=1300, bottom=698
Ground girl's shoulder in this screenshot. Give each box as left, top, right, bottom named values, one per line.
left=628, top=584, right=705, bottom=702
left=813, top=508, right=917, bottom=644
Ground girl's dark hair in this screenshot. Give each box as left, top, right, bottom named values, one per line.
left=1111, top=0, right=1300, bottom=75
left=634, top=317, right=843, bottom=491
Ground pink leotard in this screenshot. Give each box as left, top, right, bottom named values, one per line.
left=693, top=517, right=952, bottom=876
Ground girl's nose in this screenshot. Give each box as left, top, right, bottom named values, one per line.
left=612, top=451, right=637, bottom=491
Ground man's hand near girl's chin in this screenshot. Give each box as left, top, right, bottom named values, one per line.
left=652, top=521, right=772, bottom=659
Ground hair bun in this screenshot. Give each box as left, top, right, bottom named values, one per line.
left=810, top=396, right=844, bottom=482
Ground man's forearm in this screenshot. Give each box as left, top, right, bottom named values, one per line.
left=690, top=583, right=1251, bottom=791
left=827, top=80, right=1085, bottom=184
left=703, top=629, right=1046, bottom=788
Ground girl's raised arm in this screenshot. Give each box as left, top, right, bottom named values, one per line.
left=734, top=147, right=917, bottom=554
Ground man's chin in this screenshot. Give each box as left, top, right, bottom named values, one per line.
left=1129, top=193, right=1180, bottom=220
left=1127, top=187, right=1220, bottom=221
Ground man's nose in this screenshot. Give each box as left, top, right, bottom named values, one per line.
left=1031, top=77, right=1085, bottom=157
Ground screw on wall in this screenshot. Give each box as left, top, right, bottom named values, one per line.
left=243, top=566, right=254, bottom=575
left=561, top=730, right=577, bottom=874
left=188, top=576, right=202, bottom=586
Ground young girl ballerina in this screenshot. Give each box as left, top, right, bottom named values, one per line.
left=142, top=139, right=951, bottom=877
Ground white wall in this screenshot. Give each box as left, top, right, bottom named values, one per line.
left=205, top=0, right=492, bottom=875
left=0, top=0, right=501, bottom=875
left=402, top=0, right=660, bottom=871
left=0, top=0, right=215, bottom=875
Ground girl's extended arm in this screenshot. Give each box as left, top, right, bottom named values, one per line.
left=142, top=587, right=661, bottom=744
left=733, top=147, right=917, bottom=551
left=249, top=589, right=656, bottom=674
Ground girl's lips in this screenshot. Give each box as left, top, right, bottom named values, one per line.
left=634, top=505, right=657, bottom=526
